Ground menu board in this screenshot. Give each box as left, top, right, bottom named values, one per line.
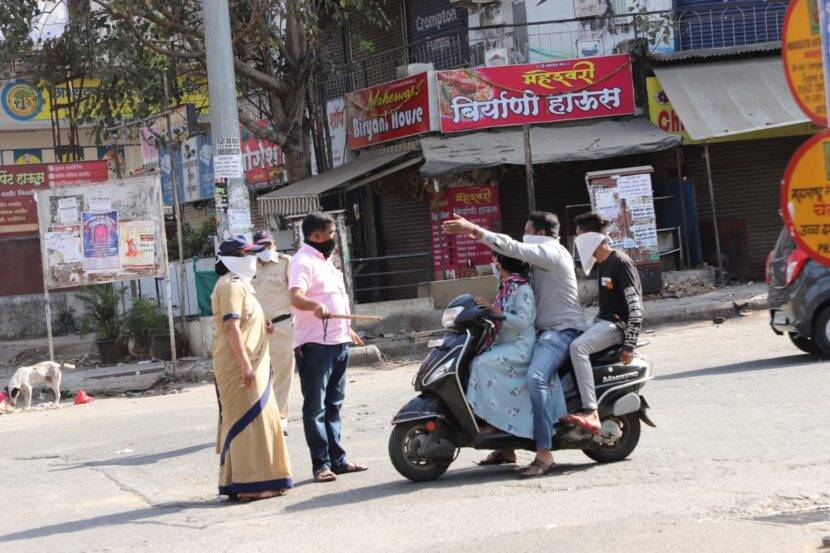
left=430, top=185, right=502, bottom=279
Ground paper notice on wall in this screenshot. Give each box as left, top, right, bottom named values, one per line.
left=213, top=137, right=243, bottom=179
left=616, top=173, right=652, bottom=201
left=57, top=197, right=79, bottom=224
left=227, top=209, right=251, bottom=232
left=594, top=189, right=620, bottom=220
left=88, top=195, right=112, bottom=214
left=119, top=220, right=156, bottom=270
left=630, top=203, right=655, bottom=221
left=631, top=224, right=658, bottom=247
left=82, top=211, right=120, bottom=272
left=46, top=224, right=82, bottom=263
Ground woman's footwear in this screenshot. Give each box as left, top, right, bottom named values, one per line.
left=475, top=450, right=517, bottom=466
left=520, top=459, right=556, bottom=478
left=236, top=489, right=288, bottom=502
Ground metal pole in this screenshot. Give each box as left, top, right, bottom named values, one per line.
left=43, top=286, right=54, bottom=362
left=675, top=147, right=690, bottom=269
left=204, top=0, right=251, bottom=239
left=522, top=124, right=536, bottom=212
left=163, top=277, right=178, bottom=374
left=703, top=144, right=725, bottom=285
left=163, top=73, right=188, bottom=348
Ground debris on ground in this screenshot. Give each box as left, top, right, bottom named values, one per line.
left=661, top=279, right=716, bottom=299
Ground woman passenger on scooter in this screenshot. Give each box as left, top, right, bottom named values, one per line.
left=466, top=252, right=537, bottom=466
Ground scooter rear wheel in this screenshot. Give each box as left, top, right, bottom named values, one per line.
left=389, top=421, right=453, bottom=482
left=582, top=413, right=641, bottom=464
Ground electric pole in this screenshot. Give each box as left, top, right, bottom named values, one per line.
left=203, top=0, right=252, bottom=240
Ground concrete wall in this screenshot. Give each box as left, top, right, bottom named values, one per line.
left=0, top=290, right=85, bottom=341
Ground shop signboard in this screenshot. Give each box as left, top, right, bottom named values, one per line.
left=783, top=0, right=827, bottom=125
left=586, top=169, right=659, bottom=266
left=240, top=122, right=285, bottom=187
left=327, top=98, right=348, bottom=168
left=346, top=72, right=439, bottom=149
left=781, top=130, right=830, bottom=266
left=430, top=184, right=502, bottom=279
left=405, top=0, right=468, bottom=69
left=436, top=54, right=635, bottom=133
left=0, top=161, right=108, bottom=237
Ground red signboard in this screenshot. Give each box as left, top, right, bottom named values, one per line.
left=430, top=185, right=502, bottom=279
left=0, top=160, right=108, bottom=236
left=346, top=72, right=435, bottom=149
left=436, top=54, right=635, bottom=133
left=240, top=121, right=285, bottom=187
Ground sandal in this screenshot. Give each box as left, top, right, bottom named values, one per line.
left=314, top=468, right=337, bottom=483
left=475, top=450, right=517, bottom=466
left=520, top=459, right=556, bottom=478
left=560, top=413, right=601, bottom=436
left=332, top=462, right=369, bottom=475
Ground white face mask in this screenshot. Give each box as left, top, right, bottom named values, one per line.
left=522, top=234, right=555, bottom=245
left=574, top=232, right=607, bottom=276
left=257, top=249, right=278, bottom=263
left=219, top=255, right=258, bottom=283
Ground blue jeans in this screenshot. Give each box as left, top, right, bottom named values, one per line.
left=296, top=342, right=349, bottom=474
left=527, top=329, right=580, bottom=450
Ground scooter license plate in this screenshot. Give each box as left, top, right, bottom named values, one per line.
left=427, top=338, right=444, bottom=349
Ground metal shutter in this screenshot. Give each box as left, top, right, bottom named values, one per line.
left=684, top=136, right=804, bottom=279
left=377, top=195, right=433, bottom=300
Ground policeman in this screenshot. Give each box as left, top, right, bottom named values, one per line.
left=251, top=230, right=294, bottom=433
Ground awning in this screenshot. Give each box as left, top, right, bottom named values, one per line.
left=258, top=150, right=420, bottom=216
left=652, top=57, right=808, bottom=142
left=419, top=118, right=681, bottom=177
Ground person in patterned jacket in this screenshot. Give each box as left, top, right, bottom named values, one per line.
left=565, top=212, right=643, bottom=435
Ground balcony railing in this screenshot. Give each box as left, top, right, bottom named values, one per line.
left=321, top=1, right=787, bottom=100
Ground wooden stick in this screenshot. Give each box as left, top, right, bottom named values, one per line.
left=327, top=313, right=382, bottom=322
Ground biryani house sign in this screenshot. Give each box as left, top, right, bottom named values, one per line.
left=346, top=72, right=439, bottom=149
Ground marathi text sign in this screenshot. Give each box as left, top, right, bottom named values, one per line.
left=436, top=55, right=635, bottom=133
left=781, top=131, right=830, bottom=265
left=346, top=72, right=437, bottom=149
left=0, top=161, right=108, bottom=237
left=783, top=0, right=827, bottom=125
left=430, top=185, right=502, bottom=279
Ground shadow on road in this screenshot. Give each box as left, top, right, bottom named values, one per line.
left=0, top=499, right=227, bottom=543
left=655, top=354, right=822, bottom=382
left=54, top=443, right=213, bottom=471
left=284, top=461, right=598, bottom=513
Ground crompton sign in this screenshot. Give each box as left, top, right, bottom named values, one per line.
left=345, top=72, right=439, bottom=149
left=405, top=0, right=468, bottom=69
left=436, top=54, right=636, bottom=133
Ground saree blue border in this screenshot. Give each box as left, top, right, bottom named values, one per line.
left=219, top=377, right=273, bottom=466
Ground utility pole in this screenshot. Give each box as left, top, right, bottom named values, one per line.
left=203, top=0, right=251, bottom=239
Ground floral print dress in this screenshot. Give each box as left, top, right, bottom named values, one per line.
left=466, top=281, right=538, bottom=439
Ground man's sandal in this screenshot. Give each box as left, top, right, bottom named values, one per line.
left=561, top=413, right=601, bottom=436
left=475, top=450, right=517, bottom=466
left=332, top=462, right=369, bottom=475
left=314, top=468, right=337, bottom=483
left=520, top=459, right=556, bottom=478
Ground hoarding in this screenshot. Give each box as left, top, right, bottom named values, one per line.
left=436, top=54, right=635, bottom=133
left=346, top=72, right=439, bottom=149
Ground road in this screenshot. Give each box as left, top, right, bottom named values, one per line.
left=1, top=311, right=828, bottom=552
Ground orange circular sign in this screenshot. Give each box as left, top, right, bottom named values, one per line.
left=781, top=130, right=830, bottom=266
left=782, top=0, right=827, bottom=126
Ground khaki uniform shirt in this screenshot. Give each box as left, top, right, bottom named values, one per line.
left=252, top=253, right=293, bottom=324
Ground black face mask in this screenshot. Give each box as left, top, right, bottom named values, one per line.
left=306, top=238, right=336, bottom=258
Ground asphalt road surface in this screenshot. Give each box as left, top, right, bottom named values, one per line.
left=1, top=311, right=828, bottom=552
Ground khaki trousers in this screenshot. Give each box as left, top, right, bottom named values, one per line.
left=267, top=322, right=295, bottom=425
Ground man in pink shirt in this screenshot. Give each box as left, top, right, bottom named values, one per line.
left=289, top=212, right=368, bottom=483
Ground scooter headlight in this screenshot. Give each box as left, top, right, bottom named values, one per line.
left=441, top=306, right=464, bottom=329
left=422, top=356, right=455, bottom=386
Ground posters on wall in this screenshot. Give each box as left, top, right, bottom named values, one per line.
left=13, top=149, right=42, bottom=164
left=588, top=171, right=659, bottom=265
left=241, top=123, right=285, bottom=187
left=346, top=72, right=439, bottom=149
left=45, top=224, right=82, bottom=264
left=436, top=54, right=635, bottom=132
left=430, top=185, right=502, bottom=279
left=119, top=220, right=156, bottom=270
left=82, top=210, right=120, bottom=273
left=326, top=98, right=347, bottom=168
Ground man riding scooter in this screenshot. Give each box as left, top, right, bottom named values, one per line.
left=566, top=212, right=644, bottom=434
left=443, top=211, right=587, bottom=478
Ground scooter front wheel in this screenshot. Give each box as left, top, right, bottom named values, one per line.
left=389, top=421, right=452, bottom=482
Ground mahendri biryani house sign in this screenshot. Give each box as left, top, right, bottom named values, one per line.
left=345, top=72, right=439, bottom=149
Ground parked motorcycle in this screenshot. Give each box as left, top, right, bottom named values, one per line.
left=389, top=294, right=655, bottom=481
